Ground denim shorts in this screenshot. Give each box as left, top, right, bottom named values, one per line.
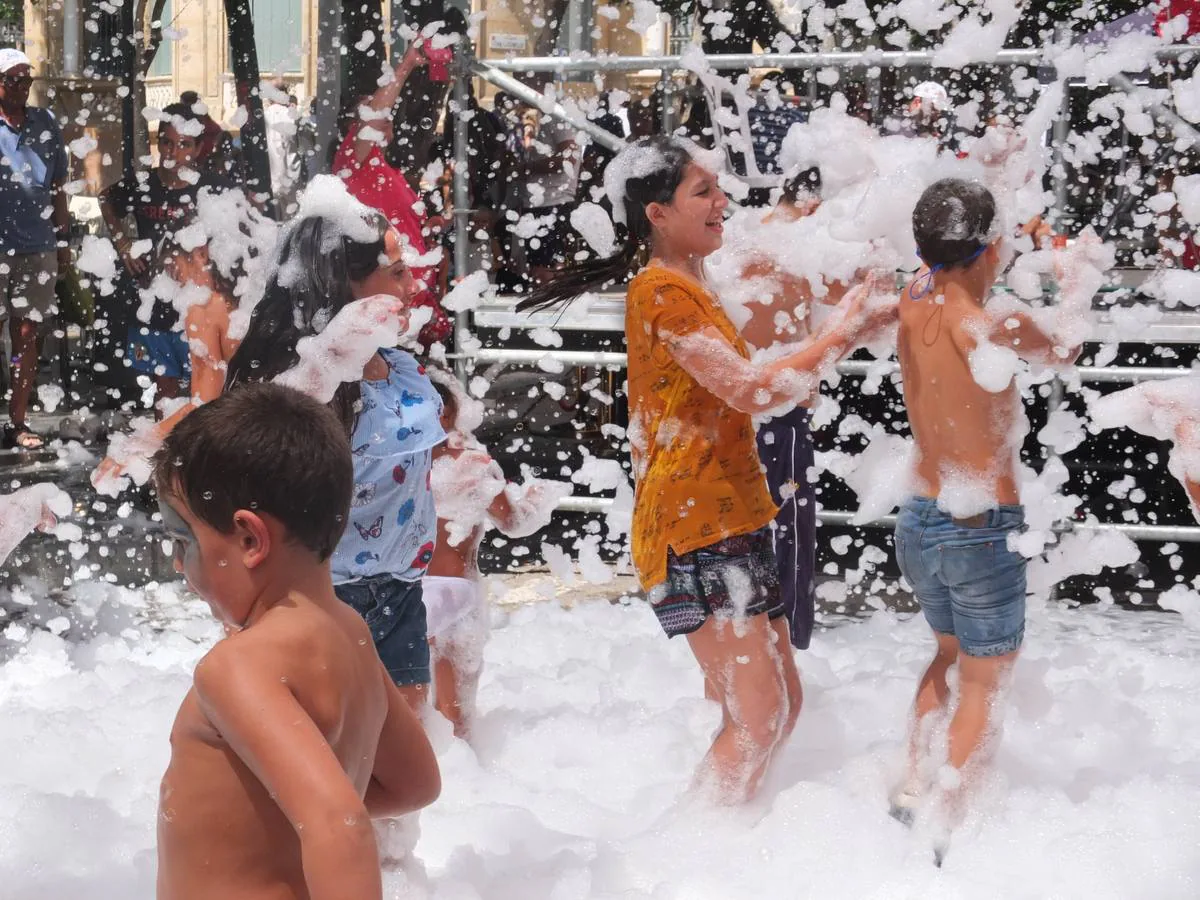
left=335, top=575, right=431, bottom=686
left=647, top=528, right=786, bottom=639
left=894, top=496, right=1027, bottom=658
left=127, top=326, right=190, bottom=380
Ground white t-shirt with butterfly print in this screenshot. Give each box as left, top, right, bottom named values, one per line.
left=331, top=349, right=447, bottom=584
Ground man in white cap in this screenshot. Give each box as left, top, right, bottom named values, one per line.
left=906, top=80, right=953, bottom=145
left=0, top=48, right=70, bottom=450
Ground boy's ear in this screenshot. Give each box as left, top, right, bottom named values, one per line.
left=231, top=510, right=272, bottom=570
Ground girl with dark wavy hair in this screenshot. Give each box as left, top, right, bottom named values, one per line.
left=523, top=135, right=894, bottom=802
left=226, top=188, right=446, bottom=710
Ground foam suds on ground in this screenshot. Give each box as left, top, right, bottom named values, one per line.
left=2, top=579, right=1198, bottom=899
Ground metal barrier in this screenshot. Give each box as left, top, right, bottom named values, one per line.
left=447, top=42, right=1200, bottom=547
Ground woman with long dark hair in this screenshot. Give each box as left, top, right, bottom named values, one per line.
left=521, top=136, right=895, bottom=802
left=226, top=189, right=445, bottom=710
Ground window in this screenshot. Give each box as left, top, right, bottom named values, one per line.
left=148, top=0, right=173, bottom=77
left=555, top=0, right=595, bottom=56
left=251, top=0, right=302, bottom=74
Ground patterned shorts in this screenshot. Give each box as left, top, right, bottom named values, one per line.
left=647, top=527, right=785, bottom=638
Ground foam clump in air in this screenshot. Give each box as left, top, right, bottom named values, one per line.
left=1089, top=375, right=1200, bottom=514
left=293, top=175, right=384, bottom=247
left=273, top=295, right=406, bottom=404
left=441, top=270, right=493, bottom=313
left=0, top=484, right=73, bottom=566
left=570, top=202, right=618, bottom=257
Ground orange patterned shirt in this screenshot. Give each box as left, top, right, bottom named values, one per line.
left=625, top=266, right=778, bottom=589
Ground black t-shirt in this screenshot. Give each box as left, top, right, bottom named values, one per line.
left=103, top=169, right=235, bottom=330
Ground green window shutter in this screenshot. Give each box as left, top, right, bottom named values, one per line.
left=149, top=0, right=174, bottom=77
left=251, top=0, right=302, bottom=73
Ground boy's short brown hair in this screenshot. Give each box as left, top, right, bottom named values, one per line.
left=913, top=178, right=996, bottom=271
left=152, top=382, right=353, bottom=560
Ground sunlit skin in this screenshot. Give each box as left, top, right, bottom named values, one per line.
left=896, top=240, right=1084, bottom=819
left=92, top=245, right=239, bottom=486
left=155, top=488, right=439, bottom=900
left=353, top=228, right=417, bottom=383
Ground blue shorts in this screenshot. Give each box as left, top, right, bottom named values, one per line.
left=127, top=326, right=190, bottom=380
left=335, top=575, right=431, bottom=686
left=894, top=496, right=1026, bottom=658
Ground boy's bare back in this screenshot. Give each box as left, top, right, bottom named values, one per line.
left=158, top=594, right=388, bottom=900
left=897, top=279, right=1022, bottom=507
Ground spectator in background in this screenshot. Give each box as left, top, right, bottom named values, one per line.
left=263, top=78, right=302, bottom=217
left=0, top=48, right=70, bottom=450
left=334, top=40, right=451, bottom=350
left=180, top=90, right=238, bottom=179
left=578, top=91, right=628, bottom=206
left=521, top=83, right=581, bottom=285
left=100, top=103, right=237, bottom=406
left=493, top=91, right=530, bottom=293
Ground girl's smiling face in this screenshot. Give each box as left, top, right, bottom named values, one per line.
left=349, top=228, right=418, bottom=305
left=647, top=162, right=729, bottom=261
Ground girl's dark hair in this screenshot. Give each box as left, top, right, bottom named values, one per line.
left=518, top=135, right=693, bottom=313
left=781, top=166, right=821, bottom=205
left=224, top=211, right=390, bottom=436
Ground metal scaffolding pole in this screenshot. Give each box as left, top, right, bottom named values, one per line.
left=469, top=62, right=625, bottom=152
left=451, top=38, right=473, bottom=382
left=312, top=0, right=343, bottom=177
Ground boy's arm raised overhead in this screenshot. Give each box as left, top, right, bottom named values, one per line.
left=193, top=640, right=384, bottom=900
left=365, top=665, right=441, bottom=818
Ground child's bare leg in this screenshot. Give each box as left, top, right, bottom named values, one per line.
left=431, top=641, right=481, bottom=739
left=771, top=617, right=803, bottom=740
left=891, top=632, right=959, bottom=824
left=908, top=633, right=960, bottom=775
left=946, top=649, right=1016, bottom=772
left=686, top=613, right=787, bottom=803
left=397, top=683, right=428, bottom=711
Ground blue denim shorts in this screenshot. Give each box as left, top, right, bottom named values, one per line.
left=894, top=496, right=1027, bottom=658
left=127, top=326, right=190, bottom=379
left=335, top=575, right=431, bottom=686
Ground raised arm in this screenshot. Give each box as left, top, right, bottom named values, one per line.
left=986, top=308, right=1082, bottom=366
left=353, top=42, right=425, bottom=164
left=364, top=665, right=441, bottom=818
left=663, top=280, right=896, bottom=415
left=194, top=644, right=383, bottom=900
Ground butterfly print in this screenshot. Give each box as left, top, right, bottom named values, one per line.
left=354, top=516, right=384, bottom=540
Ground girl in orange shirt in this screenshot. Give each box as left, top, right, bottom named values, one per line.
left=522, top=135, right=894, bottom=802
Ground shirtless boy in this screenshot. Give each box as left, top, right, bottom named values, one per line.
left=891, top=179, right=1083, bottom=839
left=153, top=382, right=441, bottom=900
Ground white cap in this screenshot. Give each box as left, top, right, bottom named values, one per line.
left=913, top=81, right=950, bottom=112
left=0, top=48, right=32, bottom=74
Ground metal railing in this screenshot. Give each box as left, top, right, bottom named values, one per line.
left=447, top=41, right=1200, bottom=548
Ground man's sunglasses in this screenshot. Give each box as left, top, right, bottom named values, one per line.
left=1, top=74, right=33, bottom=86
